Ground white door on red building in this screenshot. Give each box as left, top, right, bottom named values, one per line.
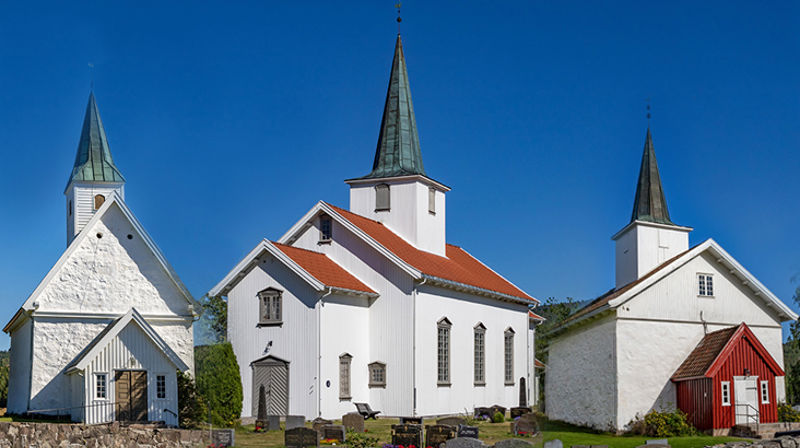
left=734, top=376, right=760, bottom=425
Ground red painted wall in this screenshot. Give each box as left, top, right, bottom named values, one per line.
left=676, top=378, right=713, bottom=430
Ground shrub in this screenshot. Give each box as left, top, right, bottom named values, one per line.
left=779, top=403, right=800, bottom=422
left=346, top=429, right=379, bottom=448
left=629, top=409, right=698, bottom=437
left=177, top=370, right=207, bottom=428
left=492, top=411, right=505, bottom=423
left=195, top=343, right=243, bottom=427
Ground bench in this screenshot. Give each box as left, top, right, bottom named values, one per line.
left=354, top=402, right=381, bottom=420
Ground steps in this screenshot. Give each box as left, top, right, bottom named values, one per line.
left=732, top=423, right=800, bottom=439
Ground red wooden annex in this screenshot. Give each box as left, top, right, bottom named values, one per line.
left=671, top=323, right=784, bottom=432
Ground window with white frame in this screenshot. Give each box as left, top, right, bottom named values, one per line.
left=428, top=187, right=436, bottom=214
left=721, top=381, right=731, bottom=406
left=375, top=184, right=390, bottom=211
left=437, top=318, right=451, bottom=385
left=504, top=328, right=515, bottom=385
left=698, top=273, right=714, bottom=297
left=369, top=362, right=386, bottom=388
left=156, top=374, right=167, bottom=399
left=320, top=215, right=333, bottom=242
left=257, top=287, right=282, bottom=325
left=761, top=380, right=770, bottom=404
left=95, top=373, right=107, bottom=399
left=339, top=354, right=352, bottom=399
left=474, top=323, right=486, bottom=385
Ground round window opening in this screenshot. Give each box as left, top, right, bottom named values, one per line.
left=96, top=232, right=103, bottom=239
left=127, top=234, right=133, bottom=240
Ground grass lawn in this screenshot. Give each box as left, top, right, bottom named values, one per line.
left=231, top=417, right=748, bottom=448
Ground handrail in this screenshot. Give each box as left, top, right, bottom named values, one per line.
left=23, top=401, right=177, bottom=426
left=734, top=402, right=760, bottom=434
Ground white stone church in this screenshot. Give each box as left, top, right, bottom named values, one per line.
left=209, top=35, right=541, bottom=419
left=545, top=129, right=798, bottom=432
left=4, top=94, right=196, bottom=425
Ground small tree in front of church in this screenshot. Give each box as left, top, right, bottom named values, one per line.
left=195, top=343, right=243, bottom=427
left=784, top=282, right=800, bottom=404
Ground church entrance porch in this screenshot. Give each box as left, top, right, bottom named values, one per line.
left=115, top=370, right=148, bottom=423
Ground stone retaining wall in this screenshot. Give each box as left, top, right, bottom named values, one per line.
left=708, top=436, right=800, bottom=448
left=0, top=422, right=209, bottom=448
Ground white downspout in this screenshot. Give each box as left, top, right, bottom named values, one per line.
left=412, top=277, right=427, bottom=416
left=318, top=287, right=332, bottom=417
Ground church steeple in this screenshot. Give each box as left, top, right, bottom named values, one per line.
left=630, top=128, right=673, bottom=225
left=359, top=35, right=425, bottom=180
left=65, top=93, right=126, bottom=245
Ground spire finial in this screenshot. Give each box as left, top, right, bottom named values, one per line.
left=395, top=2, right=402, bottom=33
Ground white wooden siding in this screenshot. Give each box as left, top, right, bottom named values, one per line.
left=67, top=182, right=124, bottom=243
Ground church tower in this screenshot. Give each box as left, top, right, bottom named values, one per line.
left=65, top=93, right=126, bottom=244
left=345, top=35, right=450, bottom=257
left=612, top=128, right=692, bottom=287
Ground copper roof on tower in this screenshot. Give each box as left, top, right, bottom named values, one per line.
left=67, top=93, right=125, bottom=187
left=631, top=129, right=673, bottom=225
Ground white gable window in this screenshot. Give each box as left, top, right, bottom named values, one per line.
left=437, top=317, right=451, bottom=385
left=375, top=184, right=390, bottom=211
left=320, top=214, right=333, bottom=242
left=156, top=374, right=167, bottom=399
left=474, top=323, right=486, bottom=386
left=504, top=328, right=515, bottom=385
left=721, top=381, right=731, bottom=406
left=698, top=273, right=714, bottom=297
left=761, top=380, right=770, bottom=404
left=95, top=373, right=107, bottom=399
left=428, top=187, right=436, bottom=214
left=369, top=362, right=386, bottom=388
left=339, top=354, right=352, bottom=399
left=257, top=287, right=282, bottom=325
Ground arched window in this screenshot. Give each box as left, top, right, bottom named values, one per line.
left=257, top=287, right=283, bottom=325
left=375, top=184, right=390, bottom=211
left=339, top=353, right=352, bottom=400
left=437, top=317, right=452, bottom=385
left=94, top=194, right=105, bottom=210
left=504, top=327, right=515, bottom=385
left=474, top=323, right=486, bottom=385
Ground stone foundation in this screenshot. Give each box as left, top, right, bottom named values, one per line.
left=708, top=435, right=800, bottom=448
left=0, top=422, right=209, bottom=447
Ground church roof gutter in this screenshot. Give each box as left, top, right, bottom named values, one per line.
left=421, top=274, right=536, bottom=305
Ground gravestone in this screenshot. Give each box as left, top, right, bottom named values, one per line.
left=474, top=407, right=492, bottom=420
left=401, top=416, right=423, bottom=424
left=311, top=417, right=332, bottom=434
left=646, top=441, right=669, bottom=446
left=286, top=427, right=320, bottom=448
left=511, top=414, right=538, bottom=436
left=211, top=429, right=235, bottom=447
left=489, top=405, right=507, bottom=419
left=510, top=407, right=531, bottom=419
left=519, top=377, right=527, bottom=407
left=343, top=412, right=365, bottom=433
left=391, top=423, right=423, bottom=448
left=495, top=439, right=534, bottom=448
left=286, top=415, right=306, bottom=430
left=425, top=424, right=456, bottom=448
left=267, top=415, right=281, bottom=431
left=444, top=437, right=486, bottom=448
left=456, top=425, right=479, bottom=439
left=543, top=440, right=563, bottom=448
left=255, top=385, right=268, bottom=430
left=321, top=424, right=346, bottom=443
left=437, top=417, right=467, bottom=427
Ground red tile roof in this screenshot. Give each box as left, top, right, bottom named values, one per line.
left=534, top=358, right=545, bottom=369
left=327, top=204, right=535, bottom=302
left=671, top=326, right=739, bottom=380
left=272, top=242, right=375, bottom=294
left=529, top=310, right=545, bottom=320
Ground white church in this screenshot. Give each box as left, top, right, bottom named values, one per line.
left=4, top=93, right=196, bottom=425
left=209, top=35, right=541, bottom=419
left=545, top=129, right=797, bottom=432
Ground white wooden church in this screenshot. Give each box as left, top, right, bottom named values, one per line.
left=545, top=129, right=798, bottom=432
left=209, top=35, right=541, bottom=419
left=4, top=94, right=196, bottom=425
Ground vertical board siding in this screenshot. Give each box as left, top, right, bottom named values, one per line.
left=676, top=378, right=713, bottom=430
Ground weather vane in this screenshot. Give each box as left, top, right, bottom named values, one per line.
left=395, top=2, right=402, bottom=33
left=646, top=98, right=651, bottom=126
left=88, top=62, right=95, bottom=90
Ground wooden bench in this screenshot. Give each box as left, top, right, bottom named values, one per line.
left=354, top=402, right=381, bottom=420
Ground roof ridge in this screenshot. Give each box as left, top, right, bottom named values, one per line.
left=271, top=241, right=325, bottom=256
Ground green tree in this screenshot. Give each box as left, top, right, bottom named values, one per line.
left=199, top=294, right=227, bottom=343
left=0, top=351, right=9, bottom=408
left=195, top=343, right=243, bottom=427
left=533, top=297, right=580, bottom=409
left=177, top=370, right=207, bottom=428
left=784, top=281, right=800, bottom=404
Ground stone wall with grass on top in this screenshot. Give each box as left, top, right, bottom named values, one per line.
left=0, top=421, right=209, bottom=447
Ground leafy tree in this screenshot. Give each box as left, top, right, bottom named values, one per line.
left=195, top=343, right=243, bottom=427
left=784, top=281, right=800, bottom=404
left=177, top=370, right=207, bottom=428
left=0, top=351, right=9, bottom=408
left=532, top=297, right=581, bottom=409
left=199, top=295, right=227, bottom=343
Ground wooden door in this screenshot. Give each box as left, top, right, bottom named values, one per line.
left=116, top=370, right=148, bottom=422
left=251, top=358, right=289, bottom=416
left=734, top=376, right=759, bottom=425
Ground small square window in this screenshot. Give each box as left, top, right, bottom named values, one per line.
left=375, top=184, right=390, bottom=211
left=698, top=274, right=714, bottom=297
left=95, top=373, right=107, bottom=399
left=157, top=375, right=167, bottom=399
left=721, top=381, right=731, bottom=406
left=369, top=362, right=386, bottom=388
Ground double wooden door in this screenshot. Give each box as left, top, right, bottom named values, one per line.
left=251, top=357, right=289, bottom=416
left=115, top=370, right=148, bottom=422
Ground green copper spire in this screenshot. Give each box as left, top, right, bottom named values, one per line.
left=67, top=92, right=125, bottom=186
left=631, top=128, right=674, bottom=225
left=359, top=35, right=425, bottom=179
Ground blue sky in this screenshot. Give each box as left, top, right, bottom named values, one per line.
left=0, top=1, right=798, bottom=348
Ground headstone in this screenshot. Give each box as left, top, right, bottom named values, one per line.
left=425, top=424, right=456, bottom=448
left=343, top=412, right=365, bottom=433
left=510, top=407, right=531, bottom=419
left=286, top=415, right=305, bottom=430
left=637, top=445, right=669, bottom=448
left=255, top=385, right=268, bottom=430
left=211, top=429, right=235, bottom=447
left=543, top=440, right=563, bottom=448
left=437, top=417, right=467, bottom=427
left=511, top=414, right=538, bottom=436
left=646, top=441, right=669, bottom=446
left=285, top=427, right=320, bottom=448
left=571, top=446, right=589, bottom=448
left=495, top=439, right=534, bottom=448
left=519, top=377, right=527, bottom=407
left=444, top=437, right=486, bottom=448
left=456, top=425, right=479, bottom=439
left=401, top=416, right=423, bottom=424
left=489, top=405, right=507, bottom=419
left=391, top=423, right=423, bottom=448
left=311, top=417, right=332, bottom=434
left=321, top=424, right=346, bottom=443
left=474, top=407, right=492, bottom=420
left=267, top=415, right=281, bottom=431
